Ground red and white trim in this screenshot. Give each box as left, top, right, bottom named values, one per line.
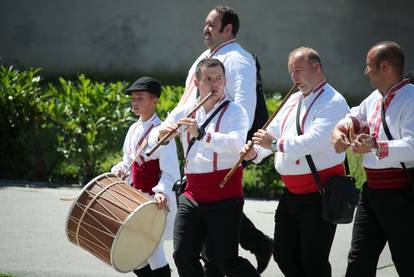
left=209, top=39, right=237, bottom=57
left=180, top=39, right=237, bottom=105
left=300, top=89, right=325, bottom=133
left=181, top=72, right=197, bottom=105
left=311, top=80, right=327, bottom=94
left=370, top=79, right=410, bottom=139
left=300, top=81, right=326, bottom=131
left=206, top=132, right=212, bottom=143
left=212, top=104, right=230, bottom=171
left=376, top=142, right=389, bottom=159
left=135, top=124, right=155, bottom=152
left=279, top=81, right=326, bottom=137
left=280, top=97, right=300, bottom=135
left=278, top=138, right=285, bottom=153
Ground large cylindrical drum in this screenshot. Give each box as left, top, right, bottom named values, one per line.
left=65, top=172, right=166, bottom=272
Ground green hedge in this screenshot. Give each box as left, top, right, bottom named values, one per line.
left=1, top=66, right=131, bottom=183
left=0, top=273, right=21, bottom=277
left=0, top=66, right=54, bottom=181
left=0, top=66, right=366, bottom=197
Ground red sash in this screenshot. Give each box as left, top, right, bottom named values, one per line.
left=281, top=164, right=345, bottom=194
left=184, top=167, right=243, bottom=202
left=365, top=167, right=413, bottom=189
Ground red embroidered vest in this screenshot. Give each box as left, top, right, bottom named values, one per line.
left=131, top=159, right=161, bottom=194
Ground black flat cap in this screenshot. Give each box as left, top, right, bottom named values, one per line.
left=124, top=76, right=161, bottom=97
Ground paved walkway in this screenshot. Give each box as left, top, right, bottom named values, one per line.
left=0, top=185, right=397, bottom=276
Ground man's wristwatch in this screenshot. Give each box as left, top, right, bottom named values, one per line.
left=196, top=128, right=206, bottom=140
left=270, top=139, right=278, bottom=152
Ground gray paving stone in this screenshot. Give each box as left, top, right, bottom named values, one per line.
left=0, top=186, right=397, bottom=277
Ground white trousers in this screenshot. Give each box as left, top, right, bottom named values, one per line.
left=136, top=239, right=168, bottom=270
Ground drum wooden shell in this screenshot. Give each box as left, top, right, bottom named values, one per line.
left=65, top=172, right=166, bottom=272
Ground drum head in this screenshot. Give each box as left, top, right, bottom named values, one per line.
left=111, top=201, right=166, bottom=272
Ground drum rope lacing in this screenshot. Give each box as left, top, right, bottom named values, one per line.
left=71, top=173, right=153, bottom=249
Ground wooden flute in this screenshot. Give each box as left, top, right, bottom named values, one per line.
left=218, top=84, right=297, bottom=188
left=146, top=91, right=214, bottom=157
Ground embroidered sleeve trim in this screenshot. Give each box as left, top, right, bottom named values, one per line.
left=253, top=148, right=259, bottom=160
left=278, top=138, right=285, bottom=153
left=206, top=132, right=212, bottom=143
left=376, top=141, right=389, bottom=160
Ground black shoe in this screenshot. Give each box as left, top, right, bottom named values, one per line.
left=152, top=264, right=171, bottom=277
left=255, top=235, right=273, bottom=274
left=133, top=264, right=152, bottom=277
left=203, top=261, right=224, bottom=277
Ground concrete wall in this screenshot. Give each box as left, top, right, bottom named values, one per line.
left=1, top=0, right=413, bottom=101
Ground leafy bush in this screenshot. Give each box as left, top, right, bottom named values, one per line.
left=157, top=85, right=184, bottom=119
left=0, top=66, right=186, bottom=184
left=40, top=75, right=133, bottom=183
left=0, top=67, right=133, bottom=183
left=0, top=66, right=55, bottom=180
left=0, top=273, right=22, bottom=277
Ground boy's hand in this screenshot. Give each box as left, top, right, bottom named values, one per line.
left=154, top=192, right=169, bottom=212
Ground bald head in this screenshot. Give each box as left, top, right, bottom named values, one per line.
left=288, top=47, right=325, bottom=95
left=289, top=47, right=323, bottom=71
left=370, top=41, right=404, bottom=76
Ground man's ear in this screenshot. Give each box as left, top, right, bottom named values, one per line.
left=223, top=23, right=233, bottom=36
left=380, top=61, right=390, bottom=72
left=194, top=78, right=200, bottom=88
left=311, top=62, right=321, bottom=72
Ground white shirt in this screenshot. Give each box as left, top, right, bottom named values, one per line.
left=111, top=113, right=180, bottom=241
left=155, top=98, right=248, bottom=174
left=179, top=39, right=257, bottom=129
left=253, top=82, right=350, bottom=175
left=348, top=80, right=414, bottom=169
left=112, top=113, right=180, bottom=193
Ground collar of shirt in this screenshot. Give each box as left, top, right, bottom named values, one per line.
left=301, top=79, right=327, bottom=98
left=299, top=81, right=327, bottom=107
left=382, top=78, right=410, bottom=103
left=137, top=113, right=159, bottom=127
left=196, top=95, right=228, bottom=120
left=209, top=38, right=237, bottom=57
left=132, top=113, right=160, bottom=145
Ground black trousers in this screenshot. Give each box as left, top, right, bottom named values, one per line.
left=173, top=194, right=259, bottom=277
left=273, top=189, right=336, bottom=277
left=239, top=161, right=271, bottom=253
left=202, top=212, right=268, bottom=277
left=346, top=183, right=414, bottom=277
left=239, top=212, right=269, bottom=253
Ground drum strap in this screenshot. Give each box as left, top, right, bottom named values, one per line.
left=135, top=124, right=155, bottom=154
